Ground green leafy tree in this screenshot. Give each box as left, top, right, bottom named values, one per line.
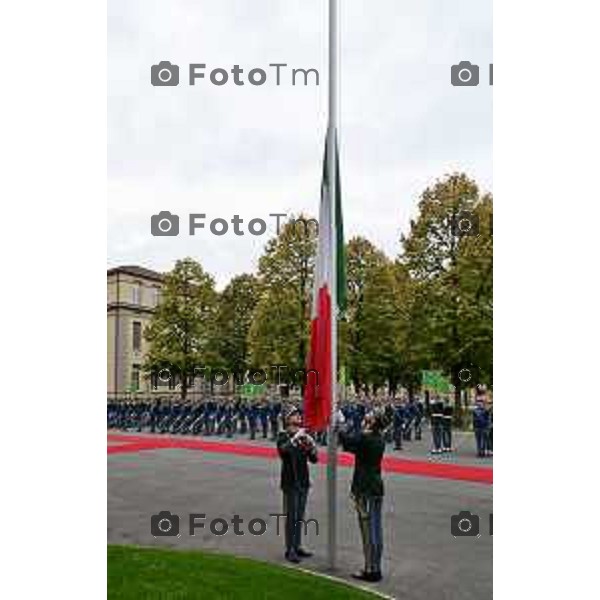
left=213, top=274, right=259, bottom=374
left=344, top=237, right=387, bottom=392
left=390, top=261, right=425, bottom=397
left=143, top=258, right=218, bottom=399
left=358, top=260, right=402, bottom=393
left=455, top=195, right=493, bottom=385
left=400, top=173, right=493, bottom=410
left=247, top=215, right=317, bottom=387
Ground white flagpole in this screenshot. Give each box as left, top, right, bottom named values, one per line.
left=327, top=0, right=338, bottom=572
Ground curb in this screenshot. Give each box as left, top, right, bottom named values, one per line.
left=278, top=562, right=397, bottom=600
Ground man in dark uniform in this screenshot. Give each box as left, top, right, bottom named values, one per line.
left=248, top=401, right=258, bottom=440
left=223, top=402, right=235, bottom=438
left=276, top=407, right=317, bottom=563
left=442, top=398, right=454, bottom=452
left=270, top=400, right=282, bottom=440
left=430, top=396, right=444, bottom=454
left=339, top=410, right=386, bottom=582
left=485, top=396, right=493, bottom=457
left=259, top=402, right=269, bottom=439
left=392, top=400, right=405, bottom=450
left=150, top=398, right=161, bottom=433
left=402, top=398, right=414, bottom=441
left=472, top=395, right=489, bottom=457
left=238, top=400, right=248, bottom=435
left=414, top=398, right=424, bottom=440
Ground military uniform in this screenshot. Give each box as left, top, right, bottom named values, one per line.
left=442, top=401, right=453, bottom=452
left=414, top=400, right=424, bottom=440
left=392, top=403, right=404, bottom=450
left=472, top=400, right=489, bottom=457
left=485, top=403, right=493, bottom=456
left=248, top=403, right=258, bottom=440
left=270, top=402, right=282, bottom=440
left=403, top=401, right=414, bottom=441
left=430, top=399, right=444, bottom=454
left=259, top=404, right=269, bottom=438
left=340, top=424, right=385, bottom=582
left=276, top=418, right=317, bottom=563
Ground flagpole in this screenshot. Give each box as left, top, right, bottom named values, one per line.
left=327, top=0, right=338, bottom=572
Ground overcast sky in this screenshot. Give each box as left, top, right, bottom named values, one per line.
left=108, top=0, right=492, bottom=288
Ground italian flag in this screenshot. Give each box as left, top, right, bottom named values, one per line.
left=304, top=134, right=346, bottom=431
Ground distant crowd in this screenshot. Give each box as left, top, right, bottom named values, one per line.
left=108, top=387, right=493, bottom=458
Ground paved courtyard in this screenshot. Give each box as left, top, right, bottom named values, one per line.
left=108, top=432, right=492, bottom=599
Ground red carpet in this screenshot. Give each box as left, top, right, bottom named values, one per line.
left=107, top=432, right=492, bottom=485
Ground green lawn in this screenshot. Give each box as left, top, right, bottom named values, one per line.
left=108, top=545, right=380, bottom=600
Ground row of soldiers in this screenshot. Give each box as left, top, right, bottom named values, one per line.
left=107, top=393, right=493, bottom=457
left=107, top=398, right=284, bottom=440
left=107, top=397, right=425, bottom=446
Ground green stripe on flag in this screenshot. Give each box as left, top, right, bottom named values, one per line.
left=334, top=139, right=346, bottom=314
left=323, top=135, right=347, bottom=315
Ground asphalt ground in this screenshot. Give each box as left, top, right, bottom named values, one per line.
left=108, top=431, right=492, bottom=600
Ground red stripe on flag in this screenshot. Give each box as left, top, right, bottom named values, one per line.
left=304, top=286, right=332, bottom=431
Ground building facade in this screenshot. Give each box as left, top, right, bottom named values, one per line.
left=107, top=266, right=163, bottom=397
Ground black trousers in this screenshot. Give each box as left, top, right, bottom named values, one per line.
left=442, top=419, right=452, bottom=449
left=393, top=426, right=403, bottom=449
left=432, top=421, right=443, bottom=451
left=475, top=427, right=486, bottom=456
left=282, top=488, right=308, bottom=554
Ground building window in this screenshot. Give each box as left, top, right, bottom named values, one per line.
left=132, top=283, right=142, bottom=305
left=132, top=321, right=142, bottom=352
left=131, top=365, right=140, bottom=392
left=153, top=287, right=161, bottom=306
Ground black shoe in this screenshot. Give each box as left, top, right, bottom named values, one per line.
left=285, top=552, right=301, bottom=564
left=297, top=548, right=313, bottom=558
left=352, top=571, right=382, bottom=583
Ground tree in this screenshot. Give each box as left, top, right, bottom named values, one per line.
left=344, top=237, right=388, bottom=392
left=399, top=173, right=493, bottom=410
left=143, top=258, right=218, bottom=399
left=390, top=261, right=425, bottom=397
left=247, top=215, right=317, bottom=388
left=455, top=195, right=493, bottom=385
left=358, top=260, right=402, bottom=393
left=213, top=274, right=259, bottom=375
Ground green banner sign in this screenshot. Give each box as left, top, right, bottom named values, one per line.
left=421, top=370, right=453, bottom=393
left=237, top=383, right=266, bottom=397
